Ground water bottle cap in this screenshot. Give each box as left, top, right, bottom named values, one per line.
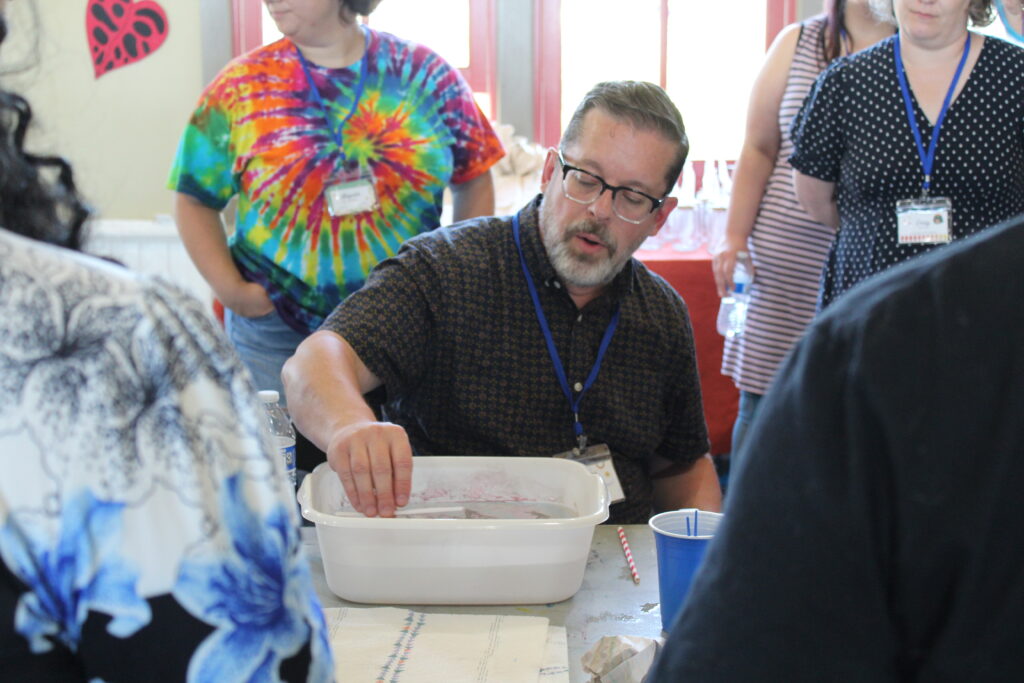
left=258, top=390, right=280, bottom=403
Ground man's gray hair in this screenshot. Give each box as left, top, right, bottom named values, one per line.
left=561, top=81, right=689, bottom=196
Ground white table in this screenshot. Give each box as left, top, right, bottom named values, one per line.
left=303, top=524, right=663, bottom=682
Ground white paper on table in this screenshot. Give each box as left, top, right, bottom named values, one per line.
left=324, top=607, right=549, bottom=682
left=539, top=626, right=569, bottom=682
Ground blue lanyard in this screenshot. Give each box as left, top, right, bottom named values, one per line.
left=295, top=24, right=370, bottom=162
left=512, top=212, right=620, bottom=447
left=894, top=32, right=971, bottom=196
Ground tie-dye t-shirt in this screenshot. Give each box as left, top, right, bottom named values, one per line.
left=169, top=29, right=503, bottom=333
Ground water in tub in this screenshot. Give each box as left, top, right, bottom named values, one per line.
left=329, top=501, right=578, bottom=519
left=325, top=463, right=581, bottom=519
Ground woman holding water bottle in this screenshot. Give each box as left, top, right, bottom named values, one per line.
left=712, top=0, right=894, bottom=468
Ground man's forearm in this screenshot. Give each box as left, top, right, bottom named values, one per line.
left=283, top=331, right=415, bottom=516
left=281, top=330, right=380, bottom=452
left=652, top=454, right=722, bottom=513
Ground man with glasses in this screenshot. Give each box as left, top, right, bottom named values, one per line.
left=284, top=81, right=722, bottom=523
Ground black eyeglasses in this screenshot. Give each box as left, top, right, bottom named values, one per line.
left=556, top=149, right=665, bottom=224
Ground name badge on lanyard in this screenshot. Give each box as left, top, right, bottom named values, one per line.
left=896, top=197, right=952, bottom=244
left=553, top=444, right=626, bottom=503
left=893, top=32, right=970, bottom=246
left=296, top=26, right=377, bottom=218
left=326, top=168, right=378, bottom=217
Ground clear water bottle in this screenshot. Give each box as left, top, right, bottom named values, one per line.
left=717, top=253, right=753, bottom=338
left=259, top=390, right=297, bottom=487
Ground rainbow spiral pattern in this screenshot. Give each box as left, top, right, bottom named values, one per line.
left=169, top=30, right=503, bottom=332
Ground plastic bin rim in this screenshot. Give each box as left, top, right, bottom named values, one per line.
left=298, top=456, right=610, bottom=529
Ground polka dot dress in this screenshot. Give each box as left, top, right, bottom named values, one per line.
left=790, top=35, right=1024, bottom=309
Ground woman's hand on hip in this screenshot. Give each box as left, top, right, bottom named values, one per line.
left=222, top=281, right=275, bottom=318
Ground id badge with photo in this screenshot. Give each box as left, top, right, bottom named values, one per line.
left=325, top=167, right=378, bottom=217
left=553, top=443, right=625, bottom=503
left=896, top=197, right=952, bottom=245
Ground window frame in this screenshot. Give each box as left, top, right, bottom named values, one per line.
left=231, top=0, right=497, bottom=115
left=230, top=0, right=795, bottom=145
left=767, top=0, right=799, bottom=48
left=532, top=0, right=797, bottom=149
left=231, top=0, right=262, bottom=56
left=461, top=0, right=498, bottom=118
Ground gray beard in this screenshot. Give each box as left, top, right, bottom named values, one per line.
left=544, top=236, right=622, bottom=289
left=539, top=199, right=639, bottom=289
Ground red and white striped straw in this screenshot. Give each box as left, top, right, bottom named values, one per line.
left=617, top=526, right=640, bottom=585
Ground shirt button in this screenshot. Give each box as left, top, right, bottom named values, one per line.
left=576, top=313, right=583, bottom=323
left=553, top=281, right=561, bottom=289
left=573, top=382, right=583, bottom=392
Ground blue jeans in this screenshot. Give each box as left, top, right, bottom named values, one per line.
left=729, top=390, right=763, bottom=475
left=224, top=308, right=308, bottom=406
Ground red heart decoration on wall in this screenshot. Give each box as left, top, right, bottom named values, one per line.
left=86, top=0, right=169, bottom=78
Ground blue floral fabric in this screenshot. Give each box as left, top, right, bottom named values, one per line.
left=0, top=229, right=333, bottom=681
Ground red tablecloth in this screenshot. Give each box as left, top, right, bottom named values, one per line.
left=638, top=245, right=737, bottom=455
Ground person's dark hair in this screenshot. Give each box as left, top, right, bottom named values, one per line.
left=0, top=14, right=91, bottom=250
left=341, top=0, right=380, bottom=20
left=821, top=0, right=847, bottom=63
left=561, top=81, right=689, bottom=196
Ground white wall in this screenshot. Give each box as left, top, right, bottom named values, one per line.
left=89, top=218, right=211, bottom=305
left=799, top=0, right=821, bottom=20
left=2, top=1, right=208, bottom=221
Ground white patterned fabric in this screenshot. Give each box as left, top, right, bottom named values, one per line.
left=0, top=229, right=333, bottom=681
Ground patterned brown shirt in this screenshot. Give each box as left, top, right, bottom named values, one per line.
left=322, top=195, right=709, bottom=523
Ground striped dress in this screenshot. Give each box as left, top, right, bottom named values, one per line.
left=721, top=16, right=836, bottom=395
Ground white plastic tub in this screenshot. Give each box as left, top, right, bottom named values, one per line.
left=298, top=456, right=609, bottom=605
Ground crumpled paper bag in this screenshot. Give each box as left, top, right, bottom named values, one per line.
left=581, top=635, right=663, bottom=683
left=492, top=123, right=545, bottom=180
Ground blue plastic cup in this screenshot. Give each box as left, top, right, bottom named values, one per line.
left=649, top=508, right=724, bottom=632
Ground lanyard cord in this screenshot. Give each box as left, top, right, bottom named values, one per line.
left=894, top=32, right=971, bottom=196
left=512, top=212, right=620, bottom=442
left=295, top=24, right=370, bottom=161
